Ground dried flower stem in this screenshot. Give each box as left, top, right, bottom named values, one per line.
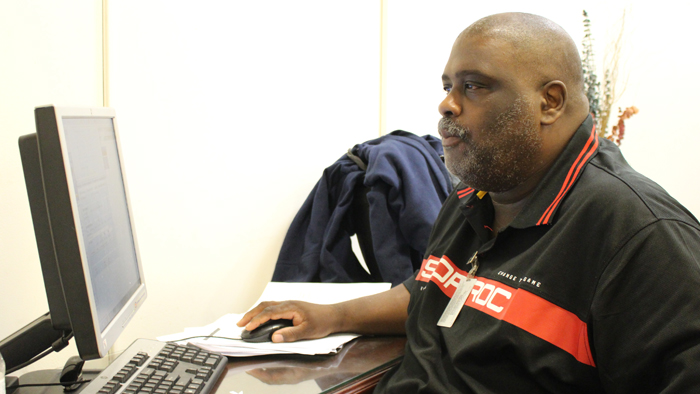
left=582, top=9, right=637, bottom=146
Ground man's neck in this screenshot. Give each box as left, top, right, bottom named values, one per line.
left=485, top=113, right=587, bottom=236
left=490, top=197, right=528, bottom=235
left=488, top=159, right=551, bottom=235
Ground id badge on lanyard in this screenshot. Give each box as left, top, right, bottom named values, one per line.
left=437, top=251, right=479, bottom=328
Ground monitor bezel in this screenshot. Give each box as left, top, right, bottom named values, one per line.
left=35, top=105, right=146, bottom=360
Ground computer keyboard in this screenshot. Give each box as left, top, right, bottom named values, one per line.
left=78, top=339, right=227, bottom=394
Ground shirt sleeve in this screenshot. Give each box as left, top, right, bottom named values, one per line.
left=591, top=219, right=700, bottom=393
left=402, top=270, right=419, bottom=294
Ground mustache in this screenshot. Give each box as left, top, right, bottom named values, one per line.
left=438, top=117, right=468, bottom=139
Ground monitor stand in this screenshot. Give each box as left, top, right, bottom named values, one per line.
left=7, top=369, right=101, bottom=394
left=0, top=314, right=68, bottom=374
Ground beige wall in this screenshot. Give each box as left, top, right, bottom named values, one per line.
left=1, top=0, right=698, bottom=371
left=0, top=0, right=382, bottom=365
left=0, top=0, right=104, bottom=371
left=106, top=0, right=381, bottom=351
left=384, top=1, right=700, bottom=218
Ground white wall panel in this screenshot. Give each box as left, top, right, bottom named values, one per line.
left=107, top=1, right=380, bottom=350
left=0, top=0, right=103, bottom=372
left=385, top=0, right=700, bottom=217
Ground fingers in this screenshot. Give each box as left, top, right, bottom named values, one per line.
left=237, top=301, right=282, bottom=329
left=236, top=301, right=303, bottom=331
left=236, top=301, right=336, bottom=343
left=270, top=305, right=336, bottom=343
left=270, top=324, right=309, bottom=343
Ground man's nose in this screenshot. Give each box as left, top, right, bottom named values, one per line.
left=439, top=93, right=461, bottom=118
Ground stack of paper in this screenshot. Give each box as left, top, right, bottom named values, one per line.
left=157, top=282, right=391, bottom=357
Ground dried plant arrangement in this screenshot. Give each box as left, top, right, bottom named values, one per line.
left=581, top=10, right=637, bottom=146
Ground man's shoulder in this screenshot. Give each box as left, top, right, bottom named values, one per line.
left=572, top=140, right=698, bottom=228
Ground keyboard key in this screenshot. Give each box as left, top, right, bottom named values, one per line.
left=153, top=370, right=167, bottom=380
left=135, top=352, right=149, bottom=365
left=195, top=372, right=208, bottom=381
left=79, top=340, right=226, bottom=394
left=141, top=368, right=156, bottom=378
left=162, top=375, right=179, bottom=386
left=203, top=357, right=219, bottom=368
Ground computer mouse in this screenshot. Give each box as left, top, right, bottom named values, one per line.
left=241, top=319, right=294, bottom=343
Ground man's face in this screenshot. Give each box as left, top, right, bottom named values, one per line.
left=438, top=34, right=543, bottom=193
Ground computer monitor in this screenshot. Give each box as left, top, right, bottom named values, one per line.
left=14, top=105, right=146, bottom=361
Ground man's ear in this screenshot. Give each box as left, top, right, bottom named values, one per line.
left=540, top=80, right=567, bottom=125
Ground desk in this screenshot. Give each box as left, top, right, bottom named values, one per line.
left=11, top=336, right=406, bottom=394
left=214, top=336, right=405, bottom=394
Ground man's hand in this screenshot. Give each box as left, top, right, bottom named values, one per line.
left=237, top=285, right=411, bottom=343
left=237, top=301, right=339, bottom=343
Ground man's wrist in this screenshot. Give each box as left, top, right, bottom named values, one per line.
left=329, top=302, right=349, bottom=334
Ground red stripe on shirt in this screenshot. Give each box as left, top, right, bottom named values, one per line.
left=537, top=125, right=598, bottom=226
left=457, top=188, right=474, bottom=199
left=416, top=256, right=596, bottom=367
left=505, top=288, right=596, bottom=367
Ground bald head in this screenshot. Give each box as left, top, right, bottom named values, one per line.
left=438, top=13, right=591, bottom=194
left=459, top=13, right=587, bottom=113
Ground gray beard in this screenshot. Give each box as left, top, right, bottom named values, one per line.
left=438, top=98, right=542, bottom=192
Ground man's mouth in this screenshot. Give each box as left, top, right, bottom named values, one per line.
left=438, top=118, right=466, bottom=147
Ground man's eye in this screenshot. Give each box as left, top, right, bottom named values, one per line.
left=465, top=83, right=478, bottom=91
left=443, top=86, right=452, bottom=94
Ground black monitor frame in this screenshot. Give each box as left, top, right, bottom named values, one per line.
left=0, top=106, right=146, bottom=369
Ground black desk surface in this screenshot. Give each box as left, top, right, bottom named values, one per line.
left=215, top=336, right=405, bottom=393
left=11, top=336, right=406, bottom=394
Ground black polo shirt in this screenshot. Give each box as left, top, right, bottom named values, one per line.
left=375, top=116, right=700, bottom=393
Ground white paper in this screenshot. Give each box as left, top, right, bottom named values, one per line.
left=250, top=281, right=392, bottom=307
left=158, top=282, right=391, bottom=357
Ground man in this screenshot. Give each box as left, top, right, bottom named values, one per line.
left=239, top=13, right=700, bottom=393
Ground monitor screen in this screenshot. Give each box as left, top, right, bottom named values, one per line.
left=61, top=117, right=141, bottom=333
left=31, top=105, right=146, bottom=360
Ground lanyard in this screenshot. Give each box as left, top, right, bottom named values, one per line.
left=437, top=251, right=479, bottom=328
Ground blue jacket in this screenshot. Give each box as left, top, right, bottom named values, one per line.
left=272, top=130, right=454, bottom=286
